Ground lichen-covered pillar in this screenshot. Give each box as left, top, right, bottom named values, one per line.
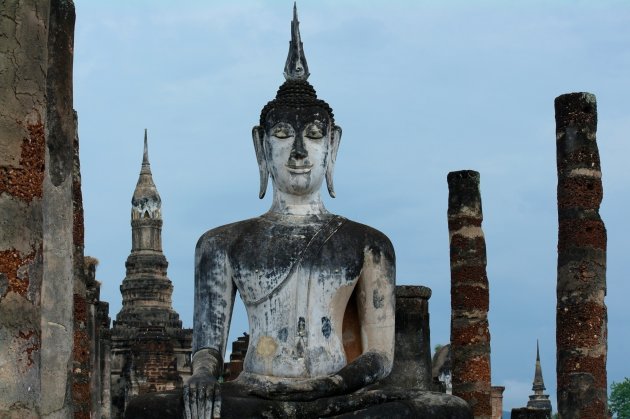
left=447, top=170, right=492, bottom=419
left=555, top=93, right=607, bottom=418
left=1, top=0, right=81, bottom=416
left=0, top=0, right=50, bottom=416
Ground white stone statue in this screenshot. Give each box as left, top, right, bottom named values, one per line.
left=184, top=6, right=471, bottom=419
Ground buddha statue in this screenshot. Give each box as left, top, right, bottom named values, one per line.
left=184, top=5, right=471, bottom=418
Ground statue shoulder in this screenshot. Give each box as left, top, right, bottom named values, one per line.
left=339, top=218, right=395, bottom=263
left=195, top=217, right=263, bottom=254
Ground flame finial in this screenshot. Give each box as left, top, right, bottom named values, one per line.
left=283, top=3, right=309, bottom=81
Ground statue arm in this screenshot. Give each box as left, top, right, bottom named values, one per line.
left=335, top=239, right=396, bottom=388
left=192, top=233, right=237, bottom=377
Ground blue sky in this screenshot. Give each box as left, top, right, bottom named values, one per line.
left=74, top=0, right=630, bottom=412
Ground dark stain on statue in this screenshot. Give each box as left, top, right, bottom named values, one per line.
left=368, top=245, right=381, bottom=264
left=321, top=317, right=331, bottom=338
left=373, top=289, right=384, bottom=309
left=277, top=327, right=288, bottom=342
left=297, top=317, right=306, bottom=337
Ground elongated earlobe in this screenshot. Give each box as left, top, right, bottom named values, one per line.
left=252, top=126, right=269, bottom=199
left=326, top=125, right=342, bottom=198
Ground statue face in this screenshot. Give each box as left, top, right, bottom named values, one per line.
left=263, top=107, right=331, bottom=196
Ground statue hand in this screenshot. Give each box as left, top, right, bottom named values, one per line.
left=183, top=370, right=220, bottom=419
left=249, top=374, right=346, bottom=401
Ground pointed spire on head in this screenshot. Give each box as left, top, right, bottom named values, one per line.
left=284, top=2, right=310, bottom=81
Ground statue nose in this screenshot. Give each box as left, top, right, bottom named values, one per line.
left=290, top=133, right=308, bottom=159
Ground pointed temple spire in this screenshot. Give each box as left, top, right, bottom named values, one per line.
left=532, top=340, right=546, bottom=392
left=283, top=2, right=310, bottom=81
left=132, top=129, right=161, bottom=221
left=142, top=128, right=150, bottom=171
left=526, top=340, right=552, bottom=411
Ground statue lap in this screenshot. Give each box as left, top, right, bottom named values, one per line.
left=218, top=382, right=471, bottom=418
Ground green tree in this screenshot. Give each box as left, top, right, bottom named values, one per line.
left=610, top=378, right=630, bottom=419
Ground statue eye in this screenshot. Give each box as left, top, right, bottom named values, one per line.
left=272, top=126, right=292, bottom=139
left=305, top=126, right=323, bottom=139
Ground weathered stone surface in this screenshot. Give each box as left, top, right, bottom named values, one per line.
left=0, top=0, right=84, bottom=417
left=40, top=2, right=77, bottom=416
left=555, top=92, right=607, bottom=418
left=491, top=386, right=504, bottom=419
left=0, top=2, right=49, bottom=413
left=447, top=170, right=492, bottom=419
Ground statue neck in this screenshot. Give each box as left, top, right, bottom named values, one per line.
left=269, top=187, right=328, bottom=217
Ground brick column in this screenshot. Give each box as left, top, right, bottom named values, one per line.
left=555, top=92, right=607, bottom=418
left=447, top=170, right=492, bottom=419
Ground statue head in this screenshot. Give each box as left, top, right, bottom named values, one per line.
left=252, top=4, right=342, bottom=199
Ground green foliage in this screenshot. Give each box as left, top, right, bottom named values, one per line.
left=610, top=378, right=630, bottom=419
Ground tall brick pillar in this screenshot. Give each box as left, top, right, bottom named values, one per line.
left=447, top=170, right=492, bottom=419
left=555, top=92, right=607, bottom=418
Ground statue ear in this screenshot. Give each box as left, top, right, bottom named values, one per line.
left=326, top=125, right=342, bottom=198
left=252, top=126, right=269, bottom=199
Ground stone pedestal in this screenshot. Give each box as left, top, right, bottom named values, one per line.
left=380, top=285, right=432, bottom=390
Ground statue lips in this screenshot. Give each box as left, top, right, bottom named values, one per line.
left=285, top=163, right=313, bottom=174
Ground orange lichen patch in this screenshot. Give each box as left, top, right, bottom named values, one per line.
left=73, top=329, right=89, bottom=365
left=451, top=283, right=489, bottom=312
left=453, top=356, right=491, bottom=384
left=74, top=293, right=87, bottom=321
left=0, top=249, right=36, bottom=296
left=557, top=355, right=607, bottom=389
left=557, top=302, right=606, bottom=349
left=0, top=121, right=46, bottom=202
left=17, top=329, right=39, bottom=368
left=455, top=390, right=492, bottom=415
left=451, top=321, right=490, bottom=347
left=573, top=397, right=608, bottom=418
left=450, top=264, right=488, bottom=285
left=72, top=380, right=90, bottom=411
left=72, top=177, right=84, bottom=246
left=558, top=218, right=606, bottom=251
left=557, top=177, right=603, bottom=210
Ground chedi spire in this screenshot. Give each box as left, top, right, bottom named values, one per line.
left=132, top=129, right=161, bottom=221
left=526, top=341, right=552, bottom=411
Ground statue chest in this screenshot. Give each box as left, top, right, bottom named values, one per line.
left=228, top=219, right=362, bottom=306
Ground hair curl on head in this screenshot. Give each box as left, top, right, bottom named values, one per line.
left=259, top=80, right=335, bottom=127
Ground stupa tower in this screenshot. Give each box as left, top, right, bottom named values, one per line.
left=115, top=129, right=180, bottom=328
left=110, top=130, right=192, bottom=418
left=526, top=341, right=552, bottom=411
